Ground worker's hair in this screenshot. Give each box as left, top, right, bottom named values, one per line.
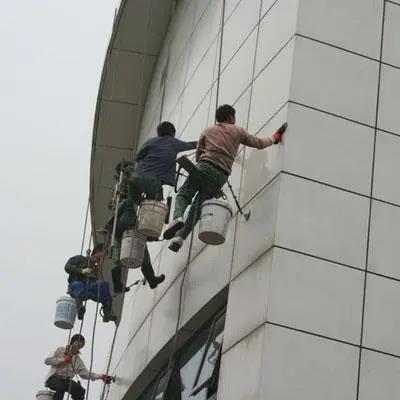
left=215, top=104, right=236, bottom=123
left=157, top=121, right=176, bottom=137
left=91, top=243, right=104, bottom=255
left=70, top=334, right=85, bottom=345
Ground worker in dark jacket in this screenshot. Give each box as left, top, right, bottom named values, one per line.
left=103, top=121, right=197, bottom=287
left=65, top=244, right=116, bottom=322
left=121, top=120, right=197, bottom=224
left=164, top=105, right=287, bottom=252
left=44, top=334, right=113, bottom=400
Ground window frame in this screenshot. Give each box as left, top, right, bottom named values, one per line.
left=190, top=308, right=226, bottom=397
left=142, top=307, right=226, bottom=400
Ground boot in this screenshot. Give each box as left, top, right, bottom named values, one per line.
left=147, top=274, right=166, bottom=290
left=112, top=262, right=129, bottom=293
left=102, top=300, right=117, bottom=323
left=163, top=218, right=184, bottom=240
left=77, top=305, right=86, bottom=320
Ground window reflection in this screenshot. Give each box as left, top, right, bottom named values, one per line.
left=193, top=313, right=225, bottom=395
left=137, top=309, right=226, bottom=400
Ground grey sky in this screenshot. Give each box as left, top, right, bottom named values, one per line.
left=0, top=1, right=119, bottom=398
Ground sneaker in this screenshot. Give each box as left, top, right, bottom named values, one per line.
left=148, top=274, right=166, bottom=290
left=168, top=237, right=184, bottom=253
left=163, top=218, right=184, bottom=240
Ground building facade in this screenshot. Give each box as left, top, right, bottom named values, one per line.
left=90, top=0, right=400, bottom=399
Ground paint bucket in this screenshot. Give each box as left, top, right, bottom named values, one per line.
left=120, top=229, right=146, bottom=268
left=54, top=296, right=77, bottom=329
left=36, top=390, right=54, bottom=400
left=198, top=199, right=232, bottom=245
left=137, top=200, right=169, bottom=238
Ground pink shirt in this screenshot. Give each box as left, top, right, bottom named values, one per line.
left=195, top=123, right=274, bottom=174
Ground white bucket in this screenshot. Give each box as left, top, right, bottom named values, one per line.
left=54, top=296, right=77, bottom=329
left=137, top=200, right=169, bottom=238
left=198, top=199, right=233, bottom=245
left=36, top=390, right=54, bottom=400
left=120, top=229, right=146, bottom=268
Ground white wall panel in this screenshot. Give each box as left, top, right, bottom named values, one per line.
left=368, top=200, right=400, bottom=280
left=276, top=174, right=369, bottom=267
left=363, top=274, right=400, bottom=356
left=291, top=37, right=379, bottom=125
left=255, top=0, right=298, bottom=77
left=284, top=103, right=374, bottom=195
left=259, top=324, right=359, bottom=400
left=382, top=2, right=400, bottom=67
left=297, top=0, right=382, bottom=59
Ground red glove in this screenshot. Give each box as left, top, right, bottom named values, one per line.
left=100, top=374, right=114, bottom=384
left=273, top=122, right=288, bottom=144
left=63, top=355, right=73, bottom=364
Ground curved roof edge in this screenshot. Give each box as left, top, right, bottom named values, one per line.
left=90, top=0, right=174, bottom=241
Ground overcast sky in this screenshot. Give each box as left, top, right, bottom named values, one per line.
left=0, top=1, right=120, bottom=398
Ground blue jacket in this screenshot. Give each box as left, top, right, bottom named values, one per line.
left=135, top=136, right=197, bottom=186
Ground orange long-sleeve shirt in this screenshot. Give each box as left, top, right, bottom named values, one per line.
left=195, top=123, right=275, bottom=175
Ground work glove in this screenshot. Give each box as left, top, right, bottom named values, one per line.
left=97, top=374, right=115, bottom=384
left=81, top=268, right=92, bottom=275
left=90, top=251, right=105, bottom=265
left=64, top=355, right=73, bottom=364
left=58, top=355, right=72, bottom=364
left=273, top=122, right=288, bottom=144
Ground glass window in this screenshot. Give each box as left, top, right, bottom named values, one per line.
left=194, top=313, right=225, bottom=390
left=137, top=309, right=225, bottom=400
left=178, top=322, right=210, bottom=399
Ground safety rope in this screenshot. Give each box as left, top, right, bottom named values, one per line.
left=99, top=320, right=120, bottom=400
left=158, top=1, right=177, bottom=124
left=65, top=196, right=91, bottom=400
left=164, top=197, right=200, bottom=389
left=65, top=243, right=92, bottom=400
left=84, top=262, right=102, bottom=400
left=62, top=0, right=224, bottom=398
left=100, top=279, right=143, bottom=400
left=214, top=0, right=226, bottom=119
left=97, top=1, right=155, bottom=398
left=134, top=0, right=152, bottom=138
left=161, top=2, right=226, bottom=397
left=80, top=198, right=91, bottom=256
left=68, top=229, right=110, bottom=400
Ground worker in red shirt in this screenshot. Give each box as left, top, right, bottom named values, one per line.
left=164, top=104, right=287, bottom=252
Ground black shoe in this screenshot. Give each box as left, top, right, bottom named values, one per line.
left=102, top=300, right=117, bottom=323
left=148, top=274, right=166, bottom=289
left=124, top=286, right=131, bottom=293
left=163, top=218, right=184, bottom=240
left=77, top=306, right=86, bottom=320
left=103, top=313, right=117, bottom=323
left=147, top=236, right=160, bottom=242
left=168, top=237, right=183, bottom=253
left=113, top=280, right=125, bottom=293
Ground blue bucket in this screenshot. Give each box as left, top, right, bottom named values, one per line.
left=54, top=296, right=77, bottom=329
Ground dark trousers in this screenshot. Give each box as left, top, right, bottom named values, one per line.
left=112, top=176, right=163, bottom=286
left=112, top=250, right=157, bottom=289
left=173, top=161, right=228, bottom=239
left=46, top=375, right=85, bottom=400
